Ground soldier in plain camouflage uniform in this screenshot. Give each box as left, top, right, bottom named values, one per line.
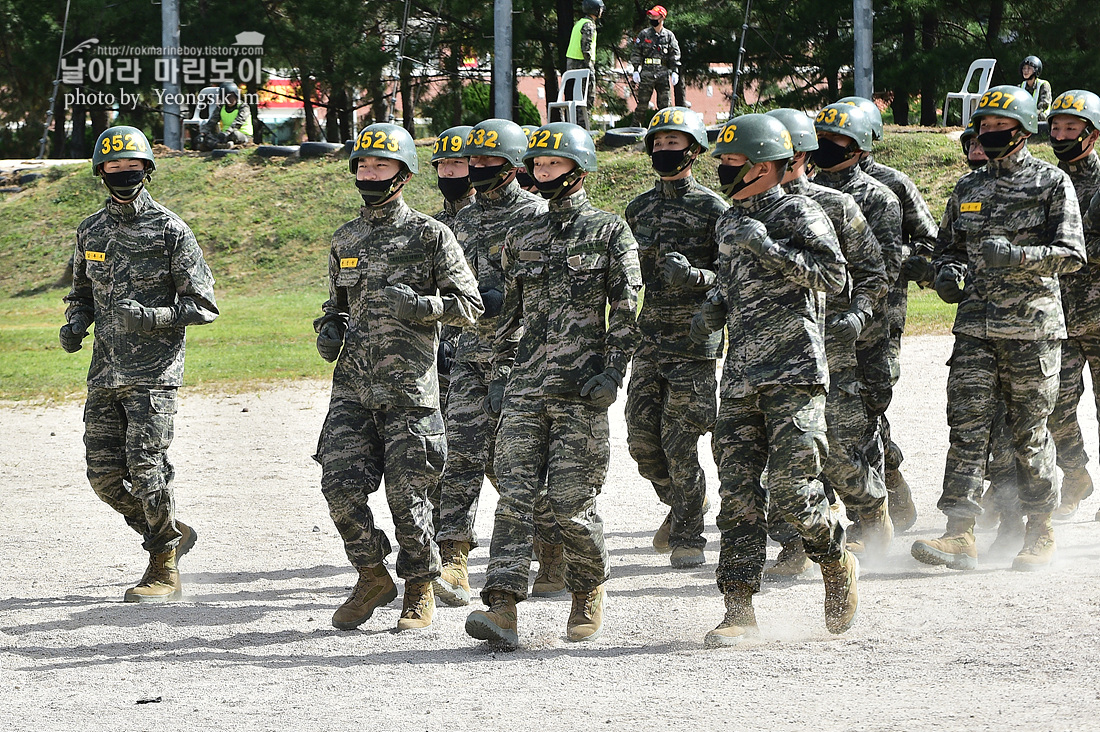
left=465, top=123, right=642, bottom=649
left=694, top=114, right=858, bottom=647
left=62, top=126, right=217, bottom=603
left=433, top=119, right=562, bottom=608
left=911, top=87, right=1085, bottom=573
left=563, top=0, right=603, bottom=130
left=764, top=108, right=890, bottom=573
left=630, top=6, right=681, bottom=125
left=313, top=123, right=483, bottom=633
left=624, top=107, right=727, bottom=569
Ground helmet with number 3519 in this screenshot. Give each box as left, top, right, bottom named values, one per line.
left=522, top=122, right=597, bottom=172
left=92, top=126, right=155, bottom=176
left=349, top=123, right=419, bottom=174
left=971, top=85, right=1039, bottom=134
left=431, top=125, right=473, bottom=164
left=710, top=113, right=794, bottom=163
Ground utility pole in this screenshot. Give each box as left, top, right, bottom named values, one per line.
left=162, top=0, right=182, bottom=149
left=494, top=0, right=513, bottom=120
left=853, top=0, right=873, bottom=99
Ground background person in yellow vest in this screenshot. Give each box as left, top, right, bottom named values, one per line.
left=563, top=0, right=603, bottom=130
left=630, top=6, right=680, bottom=125
left=1020, top=55, right=1053, bottom=121
left=199, top=81, right=254, bottom=151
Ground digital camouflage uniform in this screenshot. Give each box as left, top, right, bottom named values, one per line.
left=483, top=189, right=641, bottom=602
left=630, top=26, right=680, bottom=122
left=434, top=192, right=475, bottom=408
left=65, top=189, right=218, bottom=554
left=933, top=144, right=1085, bottom=519
left=313, top=197, right=483, bottom=583
left=709, top=187, right=847, bottom=593
left=625, top=175, right=726, bottom=550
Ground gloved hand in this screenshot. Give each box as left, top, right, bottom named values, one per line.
left=662, top=252, right=701, bottom=287
left=632, top=71, right=641, bottom=84
left=384, top=283, right=435, bottom=322
left=118, top=299, right=158, bottom=332
left=670, top=72, right=680, bottom=87
left=59, top=313, right=91, bottom=353
left=689, top=312, right=714, bottom=344
left=981, top=236, right=1024, bottom=268
left=216, top=131, right=229, bottom=143
left=933, top=265, right=967, bottom=304
left=580, top=368, right=624, bottom=409
left=701, top=294, right=728, bottom=332
left=437, top=340, right=454, bottom=376
left=479, top=288, right=504, bottom=318
left=901, top=254, right=936, bottom=284
left=315, top=321, right=344, bottom=363
left=733, top=217, right=778, bottom=258
left=827, top=309, right=867, bottom=346
left=482, top=380, right=505, bottom=416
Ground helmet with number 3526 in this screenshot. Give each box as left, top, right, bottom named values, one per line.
left=349, top=123, right=419, bottom=174
left=711, top=113, right=794, bottom=163
left=1049, top=90, right=1100, bottom=129
left=522, top=122, right=598, bottom=172
left=431, top=125, right=473, bottom=164
left=644, top=106, right=708, bottom=153
left=814, top=103, right=874, bottom=151
left=92, top=126, right=155, bottom=176
left=971, top=85, right=1039, bottom=134
left=463, top=118, right=529, bottom=167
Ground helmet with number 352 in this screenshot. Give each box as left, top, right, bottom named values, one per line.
left=92, top=126, right=155, bottom=176
left=349, top=123, right=419, bottom=174
left=1049, top=90, right=1100, bottom=129
left=644, top=106, right=708, bottom=153
left=814, top=103, right=874, bottom=151
left=463, top=118, right=529, bottom=167
left=522, top=122, right=598, bottom=172
left=971, top=85, right=1039, bottom=134
left=710, top=113, right=794, bottom=163
left=431, top=125, right=473, bottom=165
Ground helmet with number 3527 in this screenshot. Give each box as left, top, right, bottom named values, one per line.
left=711, top=113, right=794, bottom=163
left=92, top=126, right=155, bottom=176
left=463, top=118, right=529, bottom=167
left=1049, top=90, right=1100, bottom=129
left=522, top=122, right=597, bottom=172
left=971, top=85, right=1039, bottom=134
left=814, top=103, right=874, bottom=151
left=431, top=125, right=473, bottom=164
left=349, top=123, right=419, bottom=174
left=644, top=106, right=708, bottom=153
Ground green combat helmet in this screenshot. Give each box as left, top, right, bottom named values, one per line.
left=766, top=108, right=819, bottom=152
left=92, top=125, right=155, bottom=175
left=1049, top=89, right=1100, bottom=128
left=431, top=125, right=473, bottom=164
left=463, top=118, right=529, bottom=190
left=814, top=103, right=874, bottom=152
left=349, top=122, right=419, bottom=174
left=970, top=84, right=1039, bottom=133
left=522, top=122, right=597, bottom=200
left=711, top=113, right=794, bottom=163
left=645, top=106, right=707, bottom=177
left=838, top=96, right=883, bottom=140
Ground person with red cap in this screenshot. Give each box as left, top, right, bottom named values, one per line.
left=630, top=5, right=681, bottom=125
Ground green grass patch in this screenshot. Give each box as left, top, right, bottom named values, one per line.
left=905, top=283, right=957, bottom=335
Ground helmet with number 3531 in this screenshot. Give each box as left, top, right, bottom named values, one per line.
left=431, top=125, right=473, bottom=164
left=1049, top=90, right=1100, bottom=129
left=522, top=122, right=597, bottom=172
left=92, top=126, right=155, bottom=176
left=463, top=118, right=529, bottom=167
left=814, top=103, right=874, bottom=151
left=971, top=85, right=1039, bottom=134
left=349, top=123, right=419, bottom=174
left=710, top=113, right=794, bottom=163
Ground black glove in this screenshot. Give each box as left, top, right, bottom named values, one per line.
left=384, top=284, right=435, bottom=322
left=827, top=309, right=867, bottom=346
left=437, top=340, right=455, bottom=376
left=689, top=312, right=714, bottom=344
left=59, top=313, right=91, bottom=353
left=316, top=322, right=344, bottom=362
left=701, top=294, right=728, bottom=332
left=734, top=217, right=779, bottom=258
left=482, top=380, right=505, bottom=416
left=901, top=255, right=936, bottom=284
left=933, top=265, right=967, bottom=304
left=479, top=288, right=504, bottom=318
left=662, top=252, right=701, bottom=287
left=580, top=368, right=624, bottom=409
left=118, top=299, right=158, bottom=332
left=981, top=236, right=1024, bottom=268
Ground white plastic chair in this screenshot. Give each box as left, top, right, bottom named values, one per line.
left=943, top=59, right=997, bottom=127
left=548, top=69, right=592, bottom=126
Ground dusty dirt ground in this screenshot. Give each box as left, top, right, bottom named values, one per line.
left=2, top=334, right=1099, bottom=731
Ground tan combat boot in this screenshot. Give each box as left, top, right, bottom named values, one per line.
left=176, top=521, right=198, bottom=560
left=331, top=564, right=398, bottom=630
left=531, top=541, right=567, bottom=597
left=986, top=512, right=1025, bottom=559
left=820, top=550, right=860, bottom=634
left=1054, top=468, right=1094, bottom=520
left=465, top=590, right=519, bottom=649
left=652, top=511, right=673, bottom=553
left=434, top=540, right=472, bottom=606
left=703, top=582, right=758, bottom=647
left=670, top=545, right=705, bottom=568
left=566, top=585, right=605, bottom=642
left=765, top=539, right=812, bottom=577
left=396, top=581, right=435, bottom=630
left=886, top=468, right=917, bottom=532
left=847, top=503, right=893, bottom=559
left=1012, top=514, right=1056, bottom=572
left=910, top=517, right=977, bottom=570
left=124, top=549, right=181, bottom=603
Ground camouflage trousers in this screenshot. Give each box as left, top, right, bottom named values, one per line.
left=84, top=385, right=182, bottom=554
left=985, top=397, right=1023, bottom=520
left=940, top=335, right=1061, bottom=518
left=483, top=396, right=610, bottom=603
left=314, top=391, right=445, bottom=582
left=713, top=385, right=843, bottom=594
left=634, top=70, right=671, bottom=125
left=625, top=356, right=716, bottom=550
left=1048, top=335, right=1100, bottom=497
left=563, top=59, right=594, bottom=130
left=856, top=314, right=901, bottom=479
left=882, top=283, right=909, bottom=471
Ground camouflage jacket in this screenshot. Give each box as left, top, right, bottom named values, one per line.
left=785, top=173, right=887, bottom=322
left=494, top=189, right=642, bottom=401
left=935, top=145, right=1085, bottom=341
left=815, top=165, right=903, bottom=293
left=65, top=190, right=218, bottom=388
left=317, top=197, right=483, bottom=408
left=200, top=102, right=252, bottom=135
left=714, top=186, right=847, bottom=398
left=1058, top=152, right=1100, bottom=337
left=435, top=192, right=476, bottom=348
left=629, top=27, right=680, bottom=73
left=625, top=175, right=728, bottom=360
left=451, top=180, right=546, bottom=363
left=861, top=156, right=939, bottom=259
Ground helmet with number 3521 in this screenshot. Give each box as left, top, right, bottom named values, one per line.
left=522, top=122, right=597, bottom=172
left=971, top=85, right=1039, bottom=134
left=1049, top=89, right=1100, bottom=129
left=710, top=113, right=794, bottom=163
left=92, top=126, right=155, bottom=176
left=349, top=123, right=419, bottom=174
left=431, top=125, right=473, bottom=164
left=814, top=103, right=874, bottom=151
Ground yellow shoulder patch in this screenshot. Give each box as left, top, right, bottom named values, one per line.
left=960, top=202, right=982, bottom=213
left=339, top=257, right=359, bottom=269
left=85, top=251, right=105, bottom=262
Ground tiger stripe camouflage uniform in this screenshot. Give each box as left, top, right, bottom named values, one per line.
left=434, top=191, right=476, bottom=409
left=313, top=197, right=482, bottom=583
left=625, top=175, right=726, bottom=552
left=710, top=187, right=847, bottom=593
left=65, top=189, right=218, bottom=553
left=630, top=26, right=680, bottom=123
left=482, top=189, right=641, bottom=602
left=932, top=144, right=1084, bottom=521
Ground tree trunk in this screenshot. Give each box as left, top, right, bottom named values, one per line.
left=400, top=60, right=414, bottom=134
left=987, top=0, right=1004, bottom=49
left=50, top=92, right=66, bottom=159
left=69, top=103, right=86, bottom=158
left=336, top=88, right=352, bottom=142
left=445, top=45, right=462, bottom=126
left=824, top=26, right=839, bottom=99
left=90, top=107, right=108, bottom=142
left=302, top=74, right=320, bottom=141
left=325, top=88, right=339, bottom=142
left=919, top=12, right=938, bottom=126
left=892, top=16, right=915, bottom=126
left=368, top=68, right=387, bottom=124
left=556, top=0, right=572, bottom=70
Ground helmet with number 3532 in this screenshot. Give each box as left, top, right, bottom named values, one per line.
left=92, top=126, right=155, bottom=176
left=463, top=118, right=529, bottom=167
left=349, top=123, right=419, bottom=174
left=522, top=122, right=598, bottom=172
left=814, top=103, right=874, bottom=152
left=431, top=125, right=473, bottom=165
left=971, top=85, right=1039, bottom=134
left=644, top=106, right=708, bottom=153
left=1049, top=90, right=1100, bottom=129
left=711, top=113, right=794, bottom=163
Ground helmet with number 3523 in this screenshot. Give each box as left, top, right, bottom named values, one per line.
left=1049, top=89, right=1100, bottom=129
left=814, top=103, right=874, bottom=151
left=710, top=113, right=794, bottom=163
left=92, top=126, right=155, bottom=176
left=970, top=85, right=1039, bottom=134
left=522, top=122, right=598, bottom=172
left=349, top=123, right=419, bottom=174
left=431, top=125, right=473, bottom=165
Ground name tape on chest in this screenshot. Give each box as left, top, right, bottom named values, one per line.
left=339, top=257, right=359, bottom=269
left=85, top=251, right=106, bottom=262
left=960, top=202, right=982, bottom=213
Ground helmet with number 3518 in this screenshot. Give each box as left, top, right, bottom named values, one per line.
left=644, top=106, right=708, bottom=153
left=522, top=122, right=597, bottom=172
left=349, top=123, right=419, bottom=174
left=971, top=85, right=1039, bottom=134
left=92, top=126, right=155, bottom=176
left=710, top=113, right=794, bottom=163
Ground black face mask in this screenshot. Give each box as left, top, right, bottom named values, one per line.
left=811, top=138, right=854, bottom=170
left=469, top=163, right=508, bottom=191
left=535, top=169, right=581, bottom=200
left=515, top=168, right=536, bottom=189
left=650, top=18, right=660, bottom=26
left=1051, top=129, right=1094, bottom=162
left=356, top=173, right=406, bottom=206
left=650, top=148, right=694, bottom=177
left=437, top=175, right=472, bottom=201
left=717, top=162, right=758, bottom=198
left=102, top=169, right=147, bottom=201
left=977, top=128, right=1026, bottom=160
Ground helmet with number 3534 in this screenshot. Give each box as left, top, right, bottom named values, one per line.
left=92, top=126, right=155, bottom=176
left=522, top=122, right=598, bottom=172
left=971, top=85, right=1039, bottom=134
left=431, top=125, right=473, bottom=165
left=349, top=123, right=419, bottom=174
left=814, top=103, right=874, bottom=151
left=710, top=113, right=794, bottom=163
left=1049, top=90, right=1100, bottom=129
